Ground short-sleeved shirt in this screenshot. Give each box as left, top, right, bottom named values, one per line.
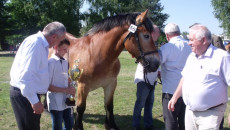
left=182, top=44, right=230, bottom=111
left=10, top=31, right=50, bottom=104
left=47, top=54, right=70, bottom=111
left=160, top=36, right=191, bottom=94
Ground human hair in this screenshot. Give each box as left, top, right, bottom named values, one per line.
left=189, top=23, right=200, bottom=28
left=43, top=21, right=66, bottom=38
left=58, top=38, right=70, bottom=47
left=164, top=23, right=180, bottom=36
left=189, top=24, right=212, bottom=43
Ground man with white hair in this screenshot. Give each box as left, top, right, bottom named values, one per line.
left=160, top=23, right=191, bottom=130
left=10, top=21, right=66, bottom=130
left=168, top=24, right=230, bottom=129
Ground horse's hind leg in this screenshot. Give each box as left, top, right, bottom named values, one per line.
left=103, top=80, right=119, bottom=130
left=74, top=87, right=89, bottom=130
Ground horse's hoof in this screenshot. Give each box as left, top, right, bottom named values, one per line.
left=104, top=124, right=119, bottom=130
left=74, top=123, right=84, bottom=130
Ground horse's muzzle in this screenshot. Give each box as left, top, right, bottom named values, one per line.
left=142, top=55, right=160, bottom=72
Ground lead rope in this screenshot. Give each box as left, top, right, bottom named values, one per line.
left=144, top=69, right=158, bottom=90
left=144, top=70, right=152, bottom=89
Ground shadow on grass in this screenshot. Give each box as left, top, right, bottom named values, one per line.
left=81, top=113, right=165, bottom=130
left=78, top=113, right=230, bottom=130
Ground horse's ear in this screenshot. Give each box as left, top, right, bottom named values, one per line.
left=136, top=9, right=148, bottom=25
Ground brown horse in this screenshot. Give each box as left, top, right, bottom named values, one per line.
left=65, top=10, right=160, bottom=130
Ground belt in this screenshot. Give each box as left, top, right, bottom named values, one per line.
left=162, top=93, right=173, bottom=99
left=207, top=103, right=224, bottom=110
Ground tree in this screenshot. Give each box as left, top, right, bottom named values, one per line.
left=81, top=0, right=169, bottom=40
left=0, top=0, right=13, bottom=50
left=212, top=0, right=230, bottom=37
left=6, top=0, right=83, bottom=46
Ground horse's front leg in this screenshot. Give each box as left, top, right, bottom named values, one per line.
left=103, top=80, right=119, bottom=130
left=74, top=86, right=89, bottom=130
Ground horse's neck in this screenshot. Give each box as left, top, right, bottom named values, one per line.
left=93, top=27, right=128, bottom=61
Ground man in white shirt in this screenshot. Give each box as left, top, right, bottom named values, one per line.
left=133, top=25, right=160, bottom=130
left=10, top=21, right=66, bottom=130
left=160, top=23, right=191, bottom=130
left=168, top=24, right=230, bottom=129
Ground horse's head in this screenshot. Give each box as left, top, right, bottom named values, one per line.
left=123, top=10, right=160, bottom=72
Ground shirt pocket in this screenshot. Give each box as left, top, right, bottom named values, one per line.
left=205, top=67, right=220, bottom=81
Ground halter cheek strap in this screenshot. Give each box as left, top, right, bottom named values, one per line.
left=122, top=23, right=158, bottom=69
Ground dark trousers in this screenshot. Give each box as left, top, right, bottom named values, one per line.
left=10, top=86, right=41, bottom=130
left=162, top=93, right=185, bottom=130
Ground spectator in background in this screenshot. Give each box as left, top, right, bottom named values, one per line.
left=160, top=23, right=191, bottom=130
left=132, top=25, right=160, bottom=130
left=212, top=34, right=226, bottom=51
left=225, top=42, right=230, bottom=53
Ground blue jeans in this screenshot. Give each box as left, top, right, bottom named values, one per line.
left=133, top=81, right=155, bottom=128
left=50, top=108, right=74, bottom=130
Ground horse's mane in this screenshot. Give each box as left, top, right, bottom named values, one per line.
left=85, top=12, right=154, bottom=36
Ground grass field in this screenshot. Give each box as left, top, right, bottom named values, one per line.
left=0, top=51, right=230, bottom=130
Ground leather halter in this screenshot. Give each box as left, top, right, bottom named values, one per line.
left=122, top=23, right=158, bottom=70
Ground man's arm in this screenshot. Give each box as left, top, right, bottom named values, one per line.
left=168, top=77, right=184, bottom=111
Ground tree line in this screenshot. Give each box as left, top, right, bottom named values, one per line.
left=0, top=0, right=169, bottom=50
left=1, top=0, right=229, bottom=50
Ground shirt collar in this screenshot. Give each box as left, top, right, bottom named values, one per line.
left=203, top=44, right=213, bottom=57
left=38, top=31, right=49, bottom=48
left=51, top=54, right=62, bottom=61
left=191, top=44, right=214, bottom=58
left=169, top=35, right=182, bottom=43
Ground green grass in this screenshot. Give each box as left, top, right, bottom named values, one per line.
left=1, top=51, right=230, bottom=130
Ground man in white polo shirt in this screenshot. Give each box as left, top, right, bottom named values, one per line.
left=168, top=24, right=230, bottom=129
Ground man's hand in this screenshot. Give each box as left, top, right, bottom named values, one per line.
left=65, top=87, right=76, bottom=97
left=31, top=101, right=44, bottom=114
left=168, top=98, right=177, bottom=112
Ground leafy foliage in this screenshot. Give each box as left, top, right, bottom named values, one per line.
left=0, top=0, right=14, bottom=49
left=212, top=0, right=230, bottom=37
left=9, top=0, right=83, bottom=36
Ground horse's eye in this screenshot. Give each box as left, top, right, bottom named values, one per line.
left=144, top=34, right=149, bottom=39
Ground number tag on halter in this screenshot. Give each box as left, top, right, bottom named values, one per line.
left=128, top=24, right=137, bottom=33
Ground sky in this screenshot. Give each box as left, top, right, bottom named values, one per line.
left=160, top=0, right=223, bottom=35
left=81, top=0, right=223, bottom=35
